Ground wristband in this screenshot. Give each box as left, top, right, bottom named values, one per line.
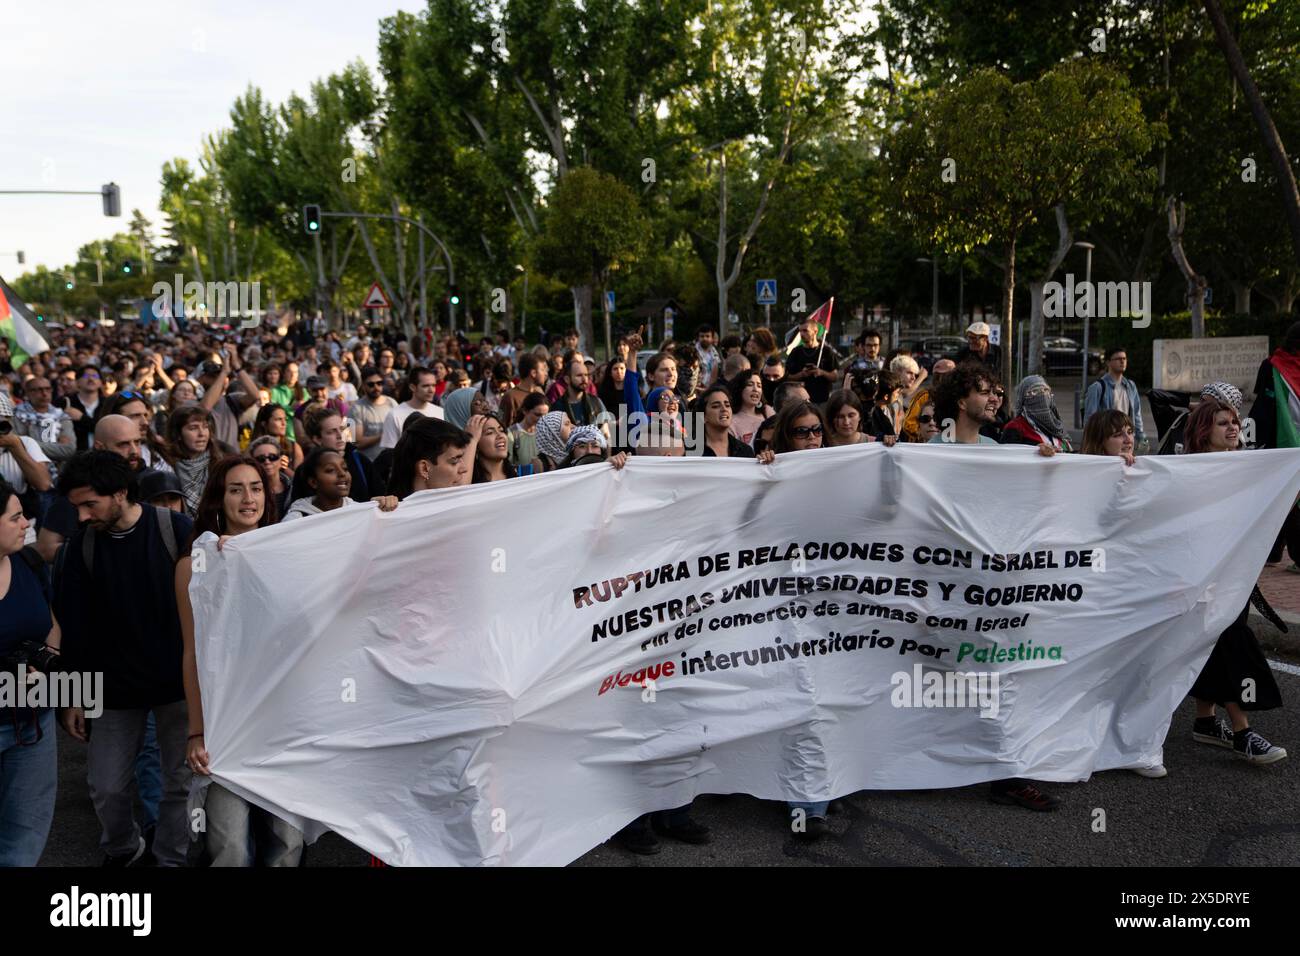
left=188, top=732, right=204, bottom=740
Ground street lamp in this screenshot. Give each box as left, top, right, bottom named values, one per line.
left=917, top=257, right=938, bottom=337
left=1073, top=241, right=1095, bottom=423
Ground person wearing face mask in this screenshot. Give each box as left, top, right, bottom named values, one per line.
left=673, top=345, right=703, bottom=407
left=1000, top=375, right=1072, bottom=453
left=533, top=410, right=573, bottom=472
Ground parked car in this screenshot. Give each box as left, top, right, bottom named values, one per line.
left=907, top=336, right=966, bottom=372
left=1043, top=337, right=1103, bottom=375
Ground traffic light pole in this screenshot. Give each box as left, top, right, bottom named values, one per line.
left=317, top=210, right=455, bottom=332
left=0, top=184, right=121, bottom=217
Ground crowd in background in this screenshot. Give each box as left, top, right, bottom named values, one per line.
left=0, top=312, right=1293, bottom=865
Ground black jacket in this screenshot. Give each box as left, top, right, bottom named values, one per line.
left=343, top=442, right=384, bottom=502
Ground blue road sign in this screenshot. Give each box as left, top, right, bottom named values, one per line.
left=604, top=290, right=615, bottom=312
left=756, top=279, right=777, bottom=305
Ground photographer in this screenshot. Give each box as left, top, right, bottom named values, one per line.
left=0, top=481, right=62, bottom=866
left=0, top=391, right=53, bottom=531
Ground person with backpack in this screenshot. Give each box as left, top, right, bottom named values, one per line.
left=0, top=481, right=62, bottom=865
left=53, top=451, right=195, bottom=867
left=1083, top=348, right=1146, bottom=449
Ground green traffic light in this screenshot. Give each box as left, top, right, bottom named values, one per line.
left=65, top=282, right=73, bottom=290
left=450, top=295, right=460, bottom=305
left=308, top=222, right=319, bottom=231
left=123, top=265, right=132, bottom=274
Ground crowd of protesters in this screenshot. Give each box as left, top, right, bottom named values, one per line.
left=0, top=310, right=1292, bottom=866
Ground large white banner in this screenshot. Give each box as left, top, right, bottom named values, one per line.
left=189, top=443, right=1300, bottom=866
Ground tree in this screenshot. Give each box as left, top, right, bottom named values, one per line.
left=533, top=168, right=646, bottom=354
left=1203, top=0, right=1300, bottom=271
left=890, top=60, right=1154, bottom=388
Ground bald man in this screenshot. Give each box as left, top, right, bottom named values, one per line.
left=94, top=414, right=146, bottom=472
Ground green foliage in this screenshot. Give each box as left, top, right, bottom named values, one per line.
left=533, top=168, right=647, bottom=288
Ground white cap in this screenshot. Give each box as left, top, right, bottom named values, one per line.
left=966, top=321, right=991, bottom=338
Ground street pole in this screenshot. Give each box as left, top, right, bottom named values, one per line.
left=957, top=262, right=964, bottom=333
left=1076, top=242, right=1095, bottom=421
left=602, top=286, right=612, bottom=361
left=931, top=258, right=939, bottom=337
left=313, top=231, right=326, bottom=327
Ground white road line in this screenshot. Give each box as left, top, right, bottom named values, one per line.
left=1268, top=658, right=1300, bottom=677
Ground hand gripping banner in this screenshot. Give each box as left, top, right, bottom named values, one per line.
left=189, top=444, right=1300, bottom=865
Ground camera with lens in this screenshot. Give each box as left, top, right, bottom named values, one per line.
left=0, top=419, right=12, bottom=436
left=846, top=362, right=880, bottom=406
left=0, top=641, right=62, bottom=676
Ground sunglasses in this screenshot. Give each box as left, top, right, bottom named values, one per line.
left=252, top=453, right=282, bottom=463
left=918, top=415, right=934, bottom=424
left=791, top=424, right=824, bottom=438
left=365, top=380, right=384, bottom=388
left=118, top=390, right=145, bottom=401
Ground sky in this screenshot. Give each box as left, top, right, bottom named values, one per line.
left=0, top=0, right=422, bottom=274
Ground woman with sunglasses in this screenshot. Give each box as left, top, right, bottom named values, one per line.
left=247, top=436, right=295, bottom=517
left=769, top=400, right=828, bottom=454
left=916, top=402, right=940, bottom=442
left=251, top=403, right=304, bottom=471
left=825, top=390, right=872, bottom=447
left=1183, top=398, right=1287, bottom=765
left=176, top=456, right=307, bottom=865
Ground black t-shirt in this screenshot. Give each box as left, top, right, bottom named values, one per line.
left=703, top=434, right=757, bottom=458
left=55, top=506, right=193, bottom=710
left=785, top=343, right=841, bottom=404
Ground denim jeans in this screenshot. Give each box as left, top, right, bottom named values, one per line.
left=788, top=801, right=829, bottom=820
left=203, top=783, right=304, bottom=867
left=0, top=708, right=58, bottom=866
left=134, top=712, right=161, bottom=829
left=86, top=702, right=191, bottom=866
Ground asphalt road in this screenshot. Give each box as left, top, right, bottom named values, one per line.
left=35, top=618, right=1300, bottom=868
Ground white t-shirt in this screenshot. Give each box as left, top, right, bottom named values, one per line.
left=380, top=401, right=445, bottom=449
left=0, top=436, right=51, bottom=494
left=328, top=382, right=358, bottom=404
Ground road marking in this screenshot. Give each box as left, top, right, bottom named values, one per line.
left=1268, top=658, right=1300, bottom=677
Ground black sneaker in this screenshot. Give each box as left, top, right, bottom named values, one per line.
left=652, top=817, right=712, bottom=845
left=102, top=836, right=146, bottom=868
left=1192, top=715, right=1234, bottom=749
left=793, top=815, right=829, bottom=842
left=989, top=782, right=1061, bottom=812
left=1233, top=728, right=1288, bottom=765
left=614, top=828, right=662, bottom=856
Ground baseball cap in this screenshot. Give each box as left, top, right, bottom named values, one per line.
left=137, top=469, right=184, bottom=503
left=966, top=322, right=991, bottom=338
left=305, top=375, right=328, bottom=390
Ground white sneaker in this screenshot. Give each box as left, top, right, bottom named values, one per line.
left=1131, top=764, right=1167, bottom=778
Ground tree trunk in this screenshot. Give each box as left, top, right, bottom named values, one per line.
left=572, top=285, right=594, bottom=354
left=1002, top=240, right=1016, bottom=393
left=1203, top=0, right=1300, bottom=271
left=1167, top=197, right=1206, bottom=336
left=1231, top=280, right=1253, bottom=315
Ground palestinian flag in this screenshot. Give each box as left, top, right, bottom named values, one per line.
left=785, top=297, right=835, bottom=355
left=1270, top=347, right=1300, bottom=448
left=0, top=275, right=50, bottom=363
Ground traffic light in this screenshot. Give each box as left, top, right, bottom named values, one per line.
left=16, top=251, right=24, bottom=265
left=303, top=204, right=322, bottom=235
left=64, top=274, right=74, bottom=290
left=121, top=260, right=134, bottom=275
left=102, top=183, right=121, bottom=216
left=449, top=286, right=461, bottom=306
